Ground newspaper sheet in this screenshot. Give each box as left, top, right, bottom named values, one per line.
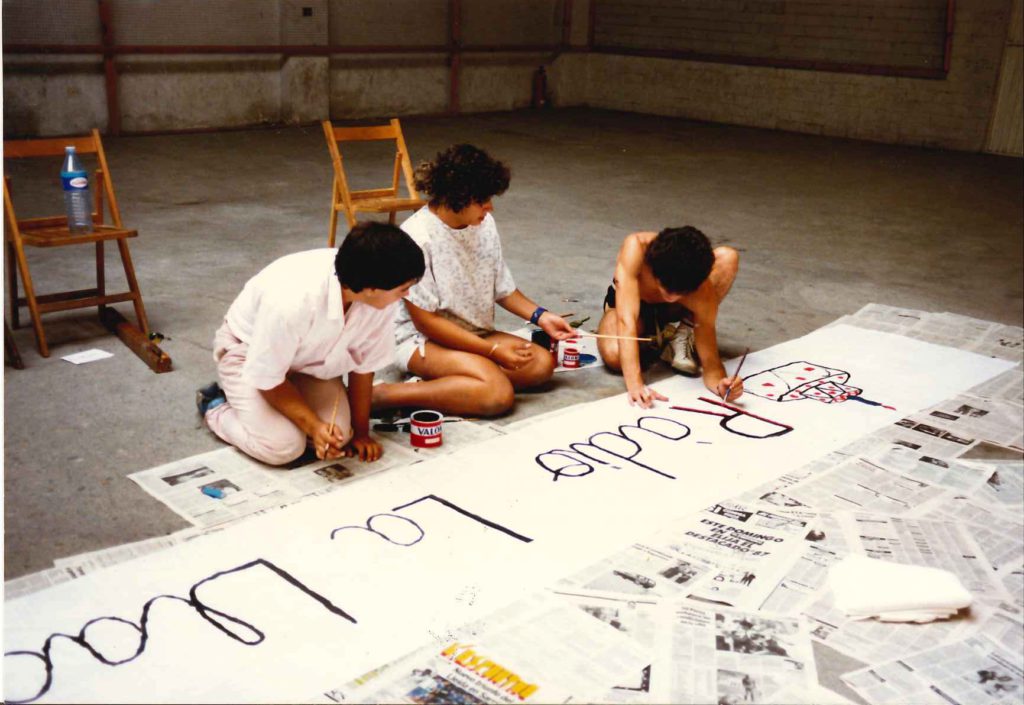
left=803, top=589, right=983, bottom=665
left=997, top=563, right=1024, bottom=610
left=919, top=395, right=1024, bottom=452
left=757, top=545, right=843, bottom=616
left=316, top=593, right=648, bottom=704
left=655, top=603, right=819, bottom=704
left=731, top=451, right=850, bottom=507
left=128, top=447, right=310, bottom=527
left=50, top=528, right=208, bottom=574
left=553, top=590, right=662, bottom=703
left=130, top=419, right=504, bottom=530
left=840, top=634, right=1024, bottom=705
left=969, top=324, right=1024, bottom=362
left=4, top=567, right=79, bottom=601
left=914, top=493, right=1024, bottom=570
left=843, top=303, right=926, bottom=336
left=861, top=443, right=995, bottom=493
left=973, top=460, right=1024, bottom=514
left=968, top=366, right=1024, bottom=404
left=905, top=312, right=1001, bottom=352
left=839, top=416, right=981, bottom=459
left=758, top=456, right=947, bottom=514
left=556, top=541, right=717, bottom=602
left=653, top=502, right=810, bottom=610
left=840, top=513, right=1008, bottom=602
left=976, top=605, right=1024, bottom=655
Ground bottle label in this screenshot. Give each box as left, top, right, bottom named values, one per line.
left=61, top=174, right=89, bottom=191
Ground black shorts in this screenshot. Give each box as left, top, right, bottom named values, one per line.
left=603, top=284, right=689, bottom=336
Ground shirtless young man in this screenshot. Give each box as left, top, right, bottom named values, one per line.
left=596, top=226, right=741, bottom=408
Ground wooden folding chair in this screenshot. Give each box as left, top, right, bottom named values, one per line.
left=322, top=118, right=426, bottom=247
left=4, top=128, right=149, bottom=357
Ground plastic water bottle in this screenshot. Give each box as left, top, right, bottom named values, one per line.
left=61, top=146, right=92, bottom=233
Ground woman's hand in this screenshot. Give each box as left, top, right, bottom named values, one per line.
left=539, top=312, right=576, bottom=341
left=489, top=341, right=534, bottom=370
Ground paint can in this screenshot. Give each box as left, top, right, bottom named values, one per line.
left=562, top=346, right=580, bottom=368
left=409, top=410, right=444, bottom=448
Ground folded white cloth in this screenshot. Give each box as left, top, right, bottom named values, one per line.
left=828, top=554, right=972, bottom=623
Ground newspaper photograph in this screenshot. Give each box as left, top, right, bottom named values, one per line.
left=655, top=502, right=810, bottom=609
left=841, top=634, right=1024, bottom=705
left=974, top=460, right=1024, bottom=514
left=918, top=395, right=1024, bottom=452
left=318, top=593, right=648, bottom=704
left=655, top=604, right=818, bottom=704
left=840, top=415, right=980, bottom=460
left=556, top=542, right=716, bottom=601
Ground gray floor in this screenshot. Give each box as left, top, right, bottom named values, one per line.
left=4, top=107, right=1022, bottom=584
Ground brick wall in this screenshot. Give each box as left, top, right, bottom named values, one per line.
left=557, top=0, right=1013, bottom=151
left=593, top=0, right=949, bottom=73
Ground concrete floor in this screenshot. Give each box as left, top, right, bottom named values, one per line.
left=4, top=107, right=1023, bottom=582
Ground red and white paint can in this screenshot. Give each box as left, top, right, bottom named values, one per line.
left=562, top=346, right=580, bottom=368
left=410, top=410, right=444, bottom=448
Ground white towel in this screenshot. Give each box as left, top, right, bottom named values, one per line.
left=828, top=554, right=972, bottom=623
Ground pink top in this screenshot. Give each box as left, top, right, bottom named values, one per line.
left=222, top=249, right=397, bottom=390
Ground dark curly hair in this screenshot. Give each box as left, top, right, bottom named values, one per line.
left=414, top=144, right=510, bottom=213
left=336, top=221, right=425, bottom=292
left=644, top=226, right=714, bottom=294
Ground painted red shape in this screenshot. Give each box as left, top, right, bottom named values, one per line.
left=804, top=367, right=815, bottom=371
left=762, top=382, right=775, bottom=387
left=796, top=376, right=806, bottom=380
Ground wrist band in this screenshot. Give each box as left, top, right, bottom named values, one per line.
left=529, top=306, right=547, bottom=325
left=487, top=342, right=499, bottom=358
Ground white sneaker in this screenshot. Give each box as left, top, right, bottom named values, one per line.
left=660, top=326, right=700, bottom=375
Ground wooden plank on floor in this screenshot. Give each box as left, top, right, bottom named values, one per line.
left=99, top=306, right=173, bottom=373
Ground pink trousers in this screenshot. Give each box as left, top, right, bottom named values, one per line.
left=205, top=324, right=352, bottom=465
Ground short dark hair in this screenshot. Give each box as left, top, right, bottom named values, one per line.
left=414, top=144, right=510, bottom=213
left=644, top=226, right=714, bottom=294
left=335, top=221, right=425, bottom=292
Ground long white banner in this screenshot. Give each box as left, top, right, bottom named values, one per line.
left=4, top=325, right=1014, bottom=703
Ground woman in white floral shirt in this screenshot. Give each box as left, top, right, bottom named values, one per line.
left=373, top=144, right=576, bottom=416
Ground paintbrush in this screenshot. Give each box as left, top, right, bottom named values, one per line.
left=325, top=387, right=342, bottom=457
left=577, top=331, right=654, bottom=342
left=722, top=347, right=750, bottom=401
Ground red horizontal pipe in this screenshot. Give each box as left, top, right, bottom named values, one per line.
left=590, top=44, right=947, bottom=80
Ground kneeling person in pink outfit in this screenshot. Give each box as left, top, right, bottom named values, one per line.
left=200, top=222, right=425, bottom=465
